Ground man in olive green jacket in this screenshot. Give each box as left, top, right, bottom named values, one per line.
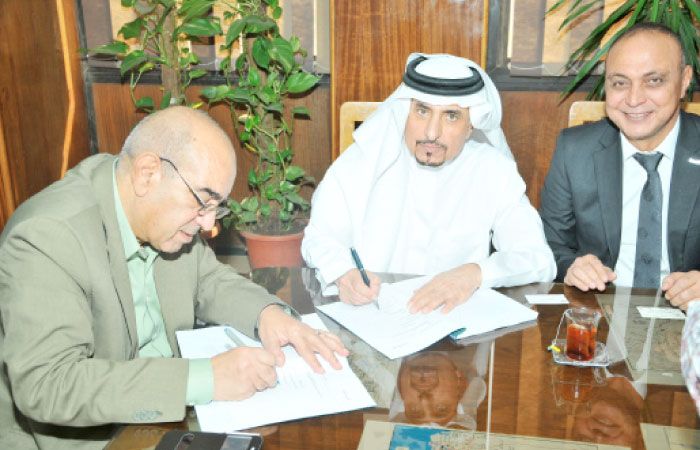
left=0, top=107, right=346, bottom=450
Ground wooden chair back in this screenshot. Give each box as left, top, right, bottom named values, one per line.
left=338, top=102, right=381, bottom=157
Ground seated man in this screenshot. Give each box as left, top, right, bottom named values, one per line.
left=302, top=53, right=555, bottom=313
left=0, top=106, right=347, bottom=450
left=540, top=22, right=700, bottom=309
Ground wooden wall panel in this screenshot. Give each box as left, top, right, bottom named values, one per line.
left=0, top=0, right=90, bottom=230
left=500, top=91, right=587, bottom=209
left=91, top=82, right=331, bottom=203
left=331, top=0, right=487, bottom=159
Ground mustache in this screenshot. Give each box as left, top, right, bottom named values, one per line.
left=415, top=139, right=447, bottom=150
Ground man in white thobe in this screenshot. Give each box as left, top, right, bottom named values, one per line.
left=302, top=53, right=555, bottom=313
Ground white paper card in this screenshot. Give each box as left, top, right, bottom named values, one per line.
left=525, top=294, right=569, bottom=305
left=636, top=306, right=686, bottom=320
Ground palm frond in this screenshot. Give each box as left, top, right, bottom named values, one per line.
left=547, top=0, right=700, bottom=99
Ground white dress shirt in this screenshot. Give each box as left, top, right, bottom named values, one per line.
left=613, top=117, right=679, bottom=287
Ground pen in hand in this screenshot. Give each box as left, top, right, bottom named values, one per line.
left=350, top=247, right=379, bottom=309
left=225, top=327, right=280, bottom=386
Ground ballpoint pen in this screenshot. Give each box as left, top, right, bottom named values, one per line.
left=224, top=327, right=280, bottom=386
left=350, top=247, right=379, bottom=309
left=224, top=327, right=246, bottom=348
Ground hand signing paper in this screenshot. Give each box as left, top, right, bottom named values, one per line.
left=407, top=264, right=482, bottom=314
left=211, top=346, right=278, bottom=401
left=336, top=268, right=382, bottom=306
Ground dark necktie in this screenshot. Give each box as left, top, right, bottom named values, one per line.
left=632, top=152, right=663, bottom=288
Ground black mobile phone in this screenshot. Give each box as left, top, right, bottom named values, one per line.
left=154, top=430, right=263, bottom=450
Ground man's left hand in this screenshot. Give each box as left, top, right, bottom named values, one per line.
left=407, top=264, right=482, bottom=314
left=256, top=305, right=349, bottom=373
left=662, top=271, right=700, bottom=311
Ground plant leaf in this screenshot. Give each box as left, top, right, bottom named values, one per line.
left=269, top=37, right=295, bottom=73
left=248, top=67, right=261, bottom=87
left=286, top=192, right=305, bottom=205
left=649, top=0, right=660, bottom=21
left=242, top=196, right=259, bottom=212
left=225, top=88, right=255, bottom=103
left=265, top=102, right=284, bottom=112
left=248, top=168, right=259, bottom=185
left=178, top=0, right=216, bottom=22
left=278, top=181, right=294, bottom=193
left=189, top=69, right=207, bottom=80
left=138, top=61, right=155, bottom=74
left=235, top=53, right=247, bottom=72
left=135, top=96, right=154, bottom=109
left=179, top=18, right=222, bottom=37
left=286, top=72, right=319, bottom=93
left=559, top=1, right=604, bottom=31
left=225, top=18, right=247, bottom=48
left=160, top=91, right=172, bottom=109
left=239, top=211, right=257, bottom=223
left=120, top=50, right=147, bottom=75
left=134, top=1, right=155, bottom=14
left=245, top=15, right=277, bottom=34
left=199, top=86, right=219, bottom=100
left=83, top=41, right=129, bottom=55
left=545, top=0, right=572, bottom=14
left=292, top=106, right=311, bottom=116
left=252, top=37, right=271, bottom=69
left=285, top=165, right=305, bottom=181
left=257, top=86, right=276, bottom=104
left=118, top=18, right=145, bottom=40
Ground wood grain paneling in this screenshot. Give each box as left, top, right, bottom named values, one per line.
left=91, top=82, right=330, bottom=203
left=331, top=0, right=487, bottom=160
left=0, top=0, right=89, bottom=230
left=500, top=91, right=588, bottom=209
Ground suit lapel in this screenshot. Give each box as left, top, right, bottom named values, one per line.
left=92, top=156, right=139, bottom=356
left=594, top=122, right=624, bottom=264
left=668, top=111, right=700, bottom=270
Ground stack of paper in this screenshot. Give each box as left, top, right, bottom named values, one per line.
left=318, top=276, right=538, bottom=359
left=176, top=314, right=375, bottom=432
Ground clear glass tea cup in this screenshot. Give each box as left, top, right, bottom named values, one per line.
left=562, top=307, right=601, bottom=362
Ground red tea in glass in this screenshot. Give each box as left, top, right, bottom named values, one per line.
left=563, top=307, right=601, bottom=362
left=566, top=323, right=597, bottom=361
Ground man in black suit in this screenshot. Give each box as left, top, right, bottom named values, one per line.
left=540, top=22, right=700, bottom=309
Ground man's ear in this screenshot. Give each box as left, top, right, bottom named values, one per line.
left=131, top=152, right=162, bottom=197
left=681, top=64, right=693, bottom=98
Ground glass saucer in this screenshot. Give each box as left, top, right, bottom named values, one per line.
left=550, top=339, right=610, bottom=367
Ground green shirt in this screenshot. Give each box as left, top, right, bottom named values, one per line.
left=112, top=160, right=214, bottom=405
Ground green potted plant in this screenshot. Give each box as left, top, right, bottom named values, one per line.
left=201, top=0, right=320, bottom=269
left=84, top=0, right=319, bottom=267
left=83, top=0, right=222, bottom=110
left=548, top=0, right=700, bottom=99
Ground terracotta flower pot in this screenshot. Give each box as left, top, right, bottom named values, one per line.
left=239, top=229, right=305, bottom=269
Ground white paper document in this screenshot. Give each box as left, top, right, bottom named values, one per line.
left=317, top=276, right=538, bottom=359
left=525, top=294, right=569, bottom=305
left=176, top=314, right=375, bottom=432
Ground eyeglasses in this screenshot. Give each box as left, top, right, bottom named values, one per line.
left=159, top=157, right=231, bottom=219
